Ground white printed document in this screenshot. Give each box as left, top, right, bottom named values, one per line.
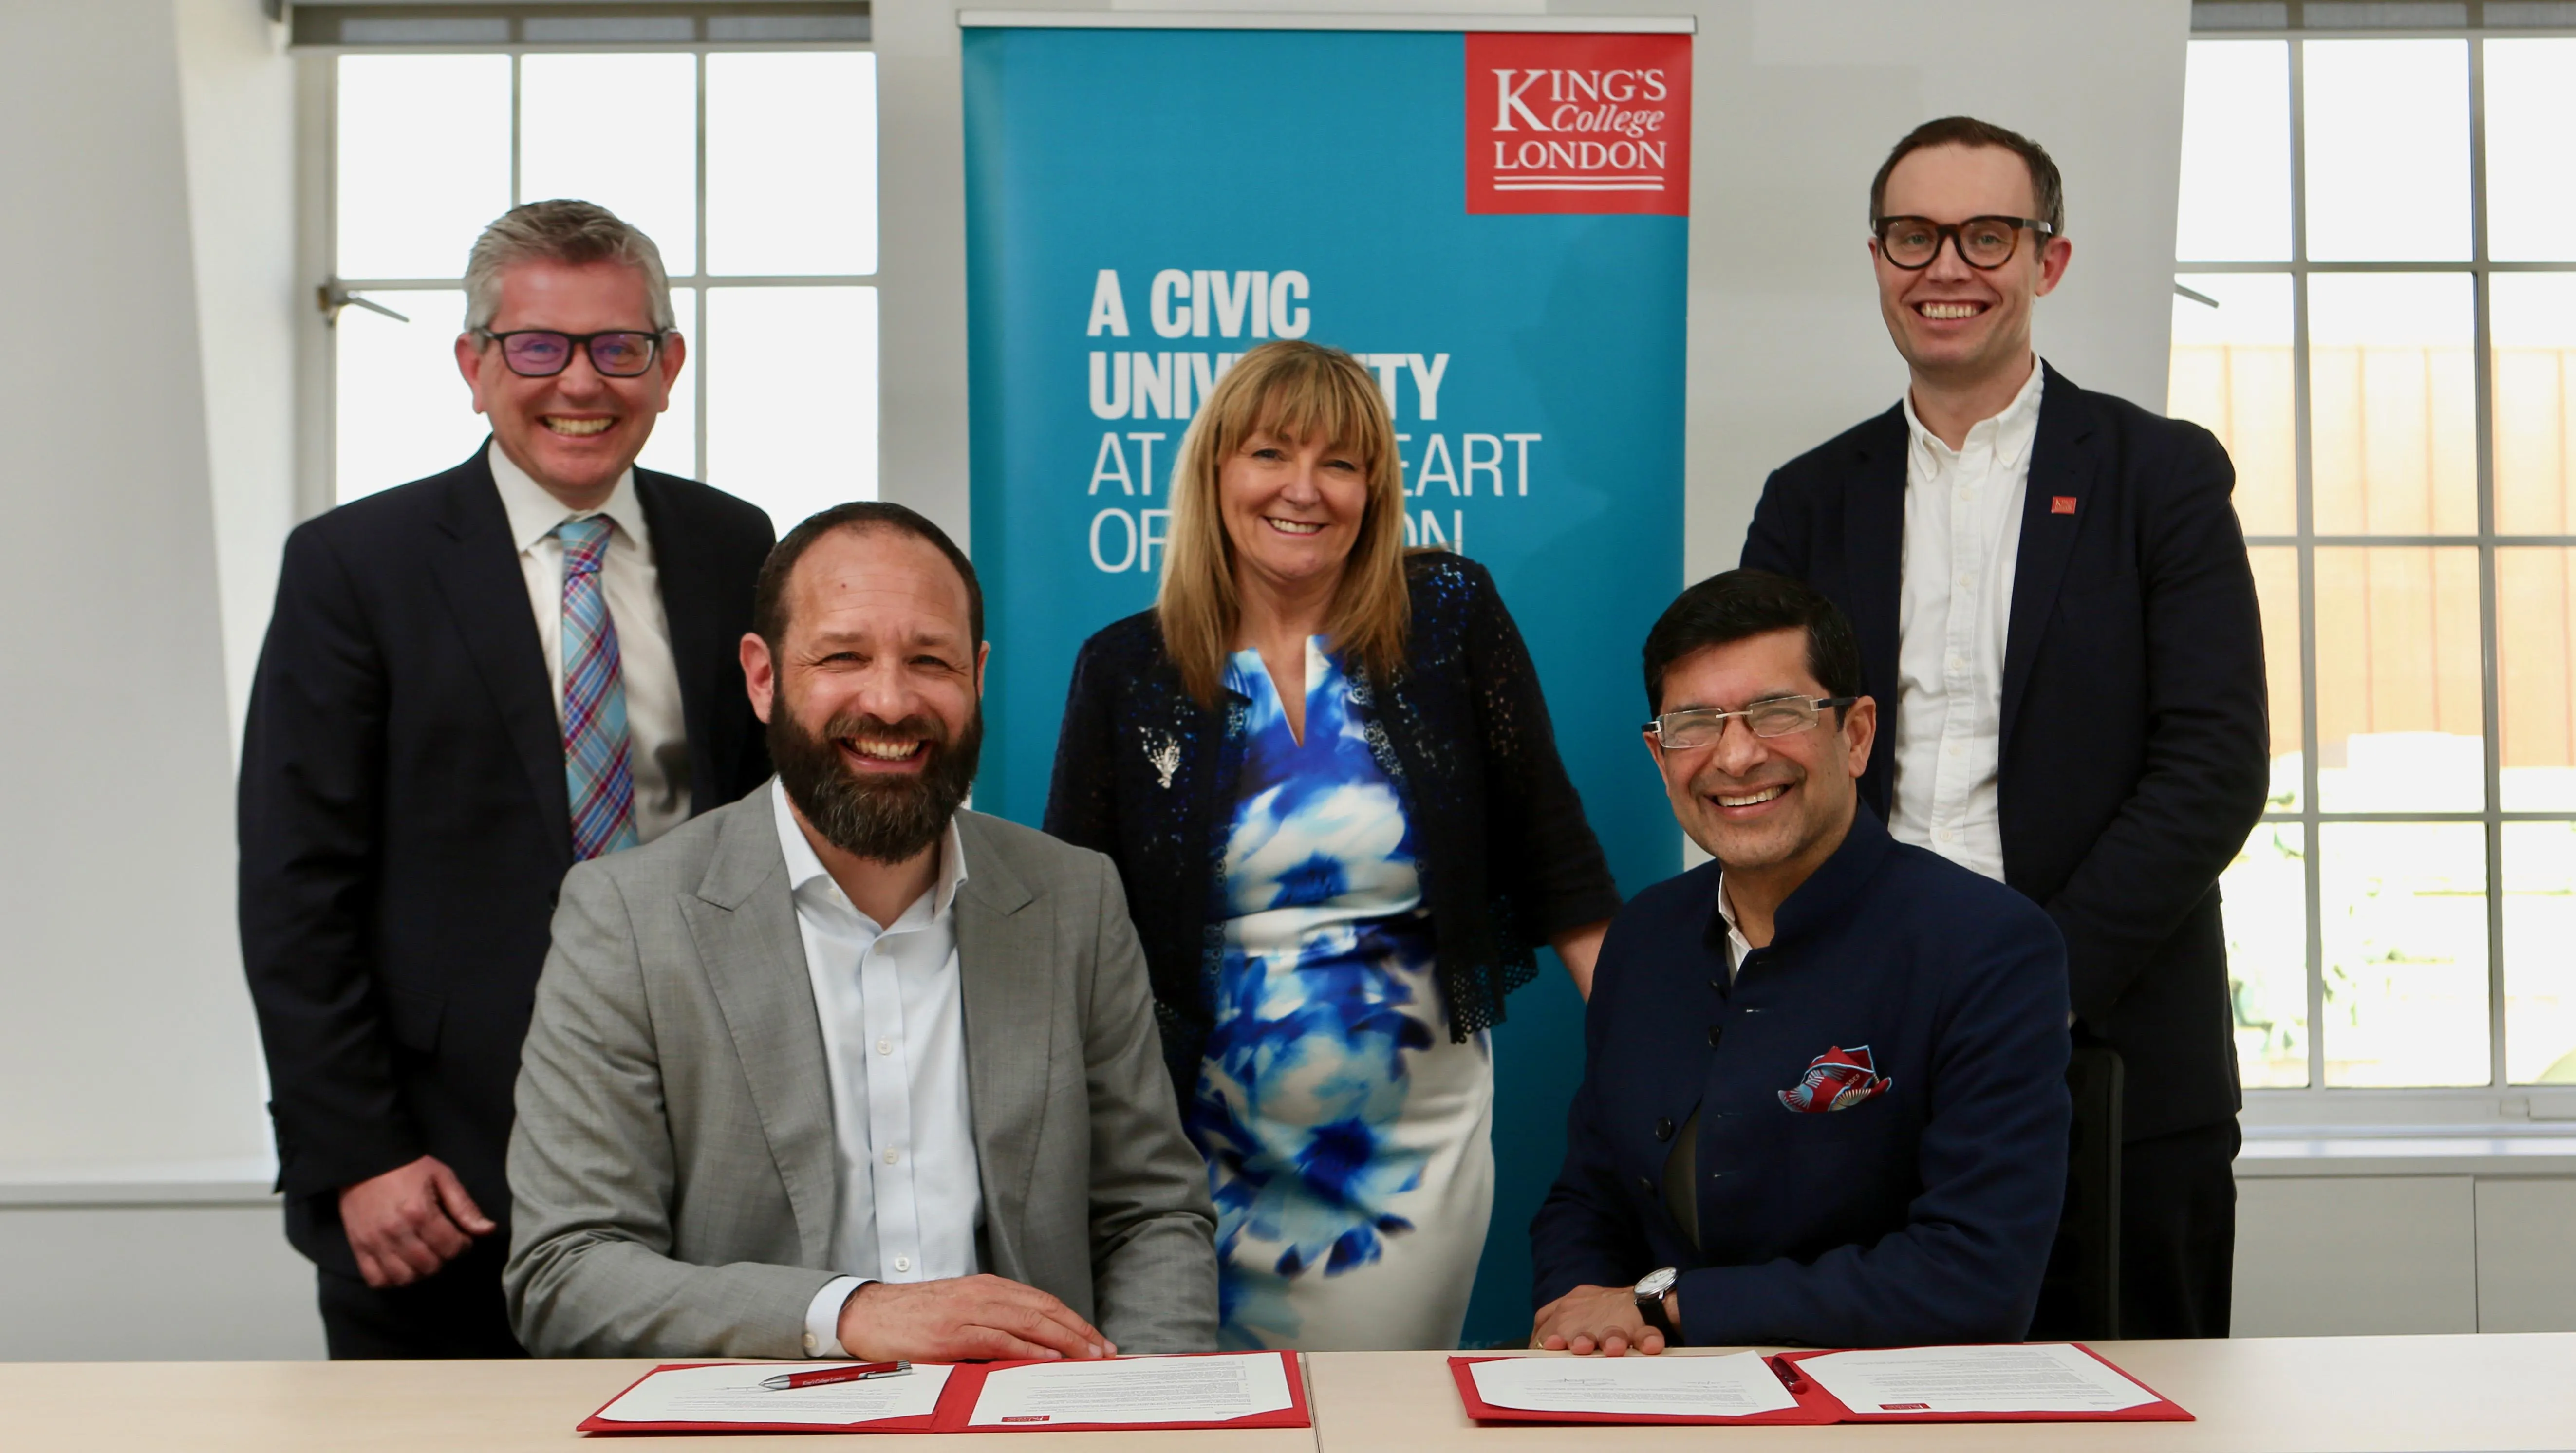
left=1795, top=1343, right=2157, bottom=1414
left=589, top=1361, right=952, bottom=1425
left=966, top=1352, right=1294, bottom=1426
left=1468, top=1352, right=1800, bottom=1417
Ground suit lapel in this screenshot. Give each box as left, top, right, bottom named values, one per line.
left=428, top=446, right=571, bottom=853
left=680, top=790, right=840, bottom=1265
left=1843, top=409, right=1908, bottom=816
left=2000, top=367, right=2098, bottom=758
left=634, top=471, right=735, bottom=815
left=951, top=813, right=1051, bottom=1277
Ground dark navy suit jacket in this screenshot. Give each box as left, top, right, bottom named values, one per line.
left=1531, top=807, right=2072, bottom=1348
left=1742, top=365, right=2268, bottom=1141
left=237, top=445, right=776, bottom=1276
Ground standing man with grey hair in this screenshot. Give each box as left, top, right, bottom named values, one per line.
left=240, top=200, right=776, bottom=1357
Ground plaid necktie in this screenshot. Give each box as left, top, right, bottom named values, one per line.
left=557, top=517, right=638, bottom=861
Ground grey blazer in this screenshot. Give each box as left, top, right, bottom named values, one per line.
left=503, top=788, right=1219, bottom=1358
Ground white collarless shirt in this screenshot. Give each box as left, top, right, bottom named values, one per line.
left=487, top=441, right=691, bottom=843
left=771, top=781, right=984, bottom=1357
left=1714, top=875, right=1754, bottom=981
left=1889, top=359, right=2046, bottom=883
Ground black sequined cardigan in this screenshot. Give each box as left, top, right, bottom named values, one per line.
left=1044, top=552, right=1624, bottom=1095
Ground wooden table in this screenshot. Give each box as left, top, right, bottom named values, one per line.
left=0, top=1357, right=1319, bottom=1453
left=6, top=1335, right=2573, bottom=1451
left=1306, top=1337, right=2576, bottom=1452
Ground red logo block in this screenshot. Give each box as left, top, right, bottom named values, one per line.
left=1466, top=32, right=1692, bottom=216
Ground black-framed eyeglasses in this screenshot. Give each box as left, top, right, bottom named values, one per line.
left=1644, top=695, right=1856, bottom=750
left=476, top=329, right=669, bottom=378
left=1871, top=215, right=2055, bottom=271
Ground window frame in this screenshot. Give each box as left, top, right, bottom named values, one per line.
left=2183, top=11, right=2576, bottom=1126
left=294, top=33, right=880, bottom=519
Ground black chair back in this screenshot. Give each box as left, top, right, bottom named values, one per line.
left=2031, top=1043, right=2123, bottom=1340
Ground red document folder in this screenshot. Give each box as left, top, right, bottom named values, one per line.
left=1449, top=1355, right=1831, bottom=1427
left=580, top=1350, right=1311, bottom=1435
left=1450, top=1344, right=2191, bottom=1426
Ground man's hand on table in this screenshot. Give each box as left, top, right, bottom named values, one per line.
left=1531, top=1284, right=1676, bottom=1356
left=337, top=1155, right=495, bottom=1288
left=837, top=1275, right=1118, bottom=1363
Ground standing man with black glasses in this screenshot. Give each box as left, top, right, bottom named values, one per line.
left=1741, top=117, right=2270, bottom=1339
left=240, top=200, right=776, bottom=1357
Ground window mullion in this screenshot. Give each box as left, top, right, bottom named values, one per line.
left=2288, top=35, right=2328, bottom=1099
left=508, top=52, right=523, bottom=208
left=312, top=54, right=343, bottom=521
left=2469, top=34, right=2509, bottom=1092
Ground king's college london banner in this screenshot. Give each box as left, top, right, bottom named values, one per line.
left=963, top=18, right=1691, bottom=1345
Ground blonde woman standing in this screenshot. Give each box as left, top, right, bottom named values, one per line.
left=1045, top=341, right=1619, bottom=1351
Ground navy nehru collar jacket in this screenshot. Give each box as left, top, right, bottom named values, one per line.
left=1531, top=805, right=2072, bottom=1348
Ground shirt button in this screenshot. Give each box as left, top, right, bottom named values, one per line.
left=893, top=1256, right=912, bottom=1273
left=876, top=1038, right=893, bottom=1056
left=1957, top=573, right=1974, bottom=588
left=803, top=1332, right=819, bottom=1353
left=1654, top=1117, right=1675, bottom=1142
left=1706, top=1025, right=1724, bottom=1049
left=884, top=1148, right=900, bottom=1165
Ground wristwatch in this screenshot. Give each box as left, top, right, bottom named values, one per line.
left=1632, top=1267, right=1677, bottom=1310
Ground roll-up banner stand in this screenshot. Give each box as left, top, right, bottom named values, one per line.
left=962, top=9, right=1690, bottom=1347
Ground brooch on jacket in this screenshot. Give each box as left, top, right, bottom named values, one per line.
left=1777, top=1044, right=1893, bottom=1113
left=1139, top=727, right=1180, bottom=789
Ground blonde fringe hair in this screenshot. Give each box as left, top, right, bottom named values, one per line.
left=1156, top=340, right=1411, bottom=706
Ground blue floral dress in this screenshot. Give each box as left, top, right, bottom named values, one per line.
left=1188, top=638, right=1494, bottom=1352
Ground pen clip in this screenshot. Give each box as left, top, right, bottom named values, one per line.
left=1767, top=1354, right=1809, bottom=1394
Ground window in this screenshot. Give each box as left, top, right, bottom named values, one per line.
left=315, top=30, right=878, bottom=534
left=2173, top=7, right=2576, bottom=1103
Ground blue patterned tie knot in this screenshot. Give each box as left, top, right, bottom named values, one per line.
left=562, top=516, right=612, bottom=578
left=556, top=516, right=638, bottom=861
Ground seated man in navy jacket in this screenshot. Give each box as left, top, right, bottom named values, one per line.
left=1530, top=568, right=2070, bottom=1353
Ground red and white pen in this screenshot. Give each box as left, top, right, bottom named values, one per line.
left=761, top=1361, right=911, bottom=1391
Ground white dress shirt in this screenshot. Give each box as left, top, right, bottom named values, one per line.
left=1714, top=875, right=1754, bottom=980
left=771, top=781, right=985, bottom=1358
left=487, top=441, right=691, bottom=844
left=1888, top=359, right=2046, bottom=883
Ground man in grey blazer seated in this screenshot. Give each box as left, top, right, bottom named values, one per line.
left=504, top=500, right=1219, bottom=1361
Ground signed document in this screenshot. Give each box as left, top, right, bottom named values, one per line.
left=1796, top=1344, right=2158, bottom=1415
left=966, top=1352, right=1295, bottom=1427
left=1467, top=1352, right=1800, bottom=1417
left=589, top=1362, right=952, bottom=1426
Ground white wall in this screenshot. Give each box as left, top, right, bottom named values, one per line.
left=0, top=0, right=2192, bottom=1360
left=2234, top=1156, right=2576, bottom=1337
left=174, top=0, right=299, bottom=741
left=872, top=0, right=976, bottom=546
left=0, top=1194, right=323, bottom=1361
left=0, top=1, right=270, bottom=1181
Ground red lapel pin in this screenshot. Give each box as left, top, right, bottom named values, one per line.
left=2051, top=496, right=2078, bottom=515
